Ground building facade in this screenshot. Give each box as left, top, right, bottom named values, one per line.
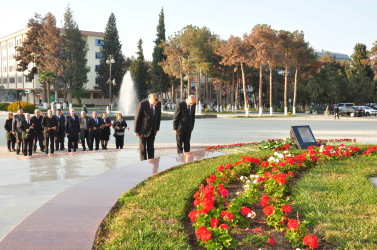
left=0, top=28, right=107, bottom=105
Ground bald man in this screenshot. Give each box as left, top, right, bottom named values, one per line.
left=173, top=95, right=196, bottom=153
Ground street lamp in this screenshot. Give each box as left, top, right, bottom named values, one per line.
left=106, top=55, right=115, bottom=110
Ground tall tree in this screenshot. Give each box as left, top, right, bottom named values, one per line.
left=370, top=41, right=377, bottom=80
left=62, top=6, right=90, bottom=103
left=347, top=43, right=374, bottom=79
left=216, top=36, right=253, bottom=116
left=151, top=8, right=170, bottom=95
left=96, top=13, right=126, bottom=104
left=38, top=12, right=63, bottom=106
left=130, top=39, right=149, bottom=101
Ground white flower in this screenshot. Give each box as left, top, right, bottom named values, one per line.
left=268, top=156, right=276, bottom=162
left=277, top=153, right=284, bottom=158
left=284, top=151, right=289, bottom=154
left=243, top=185, right=249, bottom=189
left=240, top=176, right=245, bottom=181
left=253, top=179, right=258, bottom=184
left=287, top=154, right=292, bottom=157
left=247, top=211, right=256, bottom=219
left=236, top=191, right=240, bottom=195
left=246, top=180, right=251, bottom=184
left=319, top=149, right=323, bottom=152
left=274, top=152, right=279, bottom=156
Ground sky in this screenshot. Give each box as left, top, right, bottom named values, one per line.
left=1, top=0, right=376, bottom=61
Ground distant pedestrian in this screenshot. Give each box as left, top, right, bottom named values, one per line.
left=113, top=113, right=127, bottom=149
left=82, top=104, right=88, bottom=114
left=333, top=105, right=339, bottom=119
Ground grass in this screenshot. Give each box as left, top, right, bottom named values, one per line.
left=94, top=149, right=269, bottom=249
left=293, top=155, right=377, bottom=249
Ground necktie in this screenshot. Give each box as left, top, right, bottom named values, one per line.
left=188, top=105, right=191, bottom=115
left=95, top=118, right=98, bottom=124
left=72, top=116, right=75, bottom=121
left=28, top=120, right=30, bottom=125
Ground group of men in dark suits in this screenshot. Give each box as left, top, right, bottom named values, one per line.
left=134, top=93, right=196, bottom=161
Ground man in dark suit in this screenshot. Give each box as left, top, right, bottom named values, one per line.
left=12, top=108, right=25, bottom=155
left=134, top=93, right=161, bottom=160
left=87, top=111, right=103, bottom=150
left=42, top=109, right=58, bottom=154
left=65, top=109, right=80, bottom=152
left=79, top=111, right=90, bottom=151
left=31, top=109, right=44, bottom=152
left=55, top=109, right=66, bottom=151
left=18, top=113, right=35, bottom=156
left=173, top=95, right=196, bottom=153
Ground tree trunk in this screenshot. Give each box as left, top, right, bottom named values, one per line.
left=240, top=62, right=248, bottom=116
left=258, top=64, right=263, bottom=116
left=180, top=73, right=184, bottom=102
left=293, top=67, right=298, bottom=114
left=195, top=73, right=199, bottom=107
left=269, top=63, right=273, bottom=116
left=235, top=71, right=239, bottom=109
left=284, top=65, right=288, bottom=116
left=171, top=78, right=175, bottom=103
left=187, top=71, right=190, bottom=99
left=209, top=80, right=212, bottom=105
left=46, top=81, right=51, bottom=109
left=205, top=76, right=209, bottom=106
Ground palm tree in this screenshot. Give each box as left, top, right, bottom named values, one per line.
left=39, top=70, right=56, bottom=108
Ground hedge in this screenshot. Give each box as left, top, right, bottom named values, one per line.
left=0, top=103, right=10, bottom=111
left=7, top=101, right=37, bottom=114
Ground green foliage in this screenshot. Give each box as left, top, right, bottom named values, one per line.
left=96, top=13, right=127, bottom=100
left=7, top=101, right=36, bottom=114
left=0, top=103, right=10, bottom=111
left=151, top=8, right=170, bottom=93
left=72, top=86, right=87, bottom=104
left=243, top=231, right=271, bottom=247
left=348, top=43, right=374, bottom=79
left=130, top=39, right=149, bottom=101
left=62, top=6, right=90, bottom=94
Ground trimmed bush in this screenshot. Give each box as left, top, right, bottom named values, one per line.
left=7, top=101, right=36, bottom=114
left=0, top=103, right=10, bottom=111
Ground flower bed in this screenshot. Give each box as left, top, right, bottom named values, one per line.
left=189, top=143, right=362, bottom=249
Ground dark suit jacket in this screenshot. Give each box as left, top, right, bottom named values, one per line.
left=88, top=117, right=103, bottom=135
left=31, top=115, right=43, bottom=135
left=12, top=114, right=25, bottom=133
left=65, top=115, right=80, bottom=138
left=173, top=101, right=196, bottom=134
left=42, top=116, right=58, bottom=137
left=134, top=99, right=161, bottom=138
left=56, top=115, right=66, bottom=135
left=18, top=120, right=35, bottom=139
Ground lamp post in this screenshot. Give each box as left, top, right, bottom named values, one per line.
left=106, top=55, right=115, bottom=110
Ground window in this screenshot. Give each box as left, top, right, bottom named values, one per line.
left=9, top=66, right=14, bottom=72
left=17, top=76, right=22, bottom=83
left=2, top=56, right=6, bottom=61
left=25, top=76, right=31, bottom=83
left=3, top=66, right=7, bottom=72
left=8, top=42, right=14, bottom=49
left=95, top=39, right=104, bottom=46
left=3, top=78, right=7, bottom=84
left=95, top=52, right=103, bottom=59
left=82, top=92, right=91, bottom=99
left=95, top=65, right=99, bottom=71
left=9, top=77, right=15, bottom=83
left=93, top=93, right=102, bottom=99
left=9, top=54, right=14, bottom=60
left=1, top=44, right=6, bottom=50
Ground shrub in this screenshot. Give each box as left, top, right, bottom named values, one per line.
left=0, top=102, right=10, bottom=111
left=7, top=101, right=36, bottom=114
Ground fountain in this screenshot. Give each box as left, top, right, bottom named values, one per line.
left=119, top=71, right=137, bottom=115
left=197, top=100, right=203, bottom=115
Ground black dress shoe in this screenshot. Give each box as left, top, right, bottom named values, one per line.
left=8, top=149, right=12, bottom=152
left=16, top=151, right=20, bottom=155
left=23, top=153, right=27, bottom=156
left=68, top=149, right=71, bottom=152
left=83, top=148, right=86, bottom=151
left=73, top=149, right=76, bottom=152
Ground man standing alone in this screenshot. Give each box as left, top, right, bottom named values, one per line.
left=173, top=95, right=196, bottom=153
left=134, top=93, right=161, bottom=160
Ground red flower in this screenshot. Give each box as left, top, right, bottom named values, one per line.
left=219, top=224, right=229, bottom=230
left=218, top=187, right=228, bottom=197
left=194, top=198, right=201, bottom=206
left=308, top=145, right=315, bottom=150
left=206, top=174, right=217, bottom=184
left=288, top=171, right=294, bottom=177
left=240, top=206, right=252, bottom=216
left=311, top=155, right=318, bottom=161
left=201, top=198, right=214, bottom=211
left=188, top=210, right=198, bottom=223
left=261, top=194, right=270, bottom=207
left=287, top=218, right=299, bottom=230
left=303, top=235, right=319, bottom=249
left=263, top=205, right=275, bottom=216
left=269, top=235, right=275, bottom=245
left=217, top=165, right=224, bottom=172
left=261, top=161, right=269, bottom=168
left=210, top=218, right=219, bottom=228
left=264, top=171, right=271, bottom=179
left=225, top=162, right=232, bottom=170
left=221, top=210, right=234, bottom=222
left=198, top=208, right=208, bottom=215
left=272, top=173, right=287, bottom=185
left=282, top=204, right=291, bottom=213
left=196, top=225, right=212, bottom=242
left=253, top=227, right=262, bottom=234
left=283, top=144, right=290, bottom=149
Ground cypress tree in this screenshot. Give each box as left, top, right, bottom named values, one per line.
left=151, top=8, right=170, bottom=94
left=130, top=39, right=149, bottom=101
left=62, top=6, right=90, bottom=103
left=96, top=13, right=126, bottom=103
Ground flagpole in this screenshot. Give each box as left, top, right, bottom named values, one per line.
left=106, top=55, right=115, bottom=110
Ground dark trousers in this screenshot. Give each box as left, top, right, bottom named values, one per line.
left=176, top=132, right=192, bottom=153
left=22, top=137, right=33, bottom=156
left=81, top=130, right=89, bottom=150
left=7, top=134, right=16, bottom=151
left=34, top=133, right=44, bottom=151
left=68, top=136, right=78, bottom=151
left=89, top=132, right=100, bottom=150
left=115, top=135, right=124, bottom=149
left=45, top=135, right=55, bottom=153
left=55, top=133, right=65, bottom=150
left=139, top=135, right=155, bottom=160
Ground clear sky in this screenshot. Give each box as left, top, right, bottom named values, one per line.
left=1, top=0, right=376, bottom=61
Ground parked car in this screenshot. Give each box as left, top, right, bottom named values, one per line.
left=337, top=103, right=355, bottom=111
left=339, top=106, right=364, bottom=117
left=363, top=103, right=377, bottom=108
left=312, top=105, right=333, bottom=114
left=358, top=106, right=377, bottom=116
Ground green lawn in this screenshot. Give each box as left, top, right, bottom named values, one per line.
left=293, top=155, right=377, bottom=249
left=94, top=150, right=269, bottom=249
